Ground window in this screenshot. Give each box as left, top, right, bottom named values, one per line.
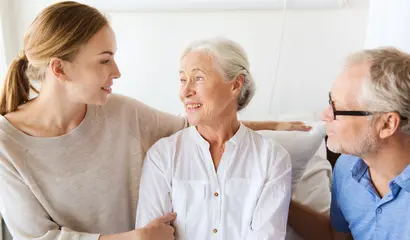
left=0, top=17, right=6, bottom=85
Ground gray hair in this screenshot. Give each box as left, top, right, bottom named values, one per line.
left=346, top=47, right=410, bottom=135
left=181, top=37, right=255, bottom=111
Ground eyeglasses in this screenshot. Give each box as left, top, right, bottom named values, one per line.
left=328, top=92, right=408, bottom=121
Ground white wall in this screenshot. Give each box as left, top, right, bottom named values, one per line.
left=0, top=0, right=18, bottom=66
left=110, top=0, right=369, bottom=119
left=365, top=0, right=410, bottom=52
left=6, top=0, right=369, bottom=120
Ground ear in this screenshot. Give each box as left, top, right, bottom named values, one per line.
left=49, top=57, right=67, bottom=82
left=232, top=74, right=244, bottom=97
left=378, top=112, right=401, bottom=139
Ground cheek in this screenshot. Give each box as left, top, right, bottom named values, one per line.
left=333, top=119, right=362, bottom=140
left=196, top=84, right=214, bottom=103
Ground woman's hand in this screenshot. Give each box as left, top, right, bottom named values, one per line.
left=275, top=121, right=312, bottom=131
left=138, top=213, right=177, bottom=240
left=242, top=121, right=312, bottom=131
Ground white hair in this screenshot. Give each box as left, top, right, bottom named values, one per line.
left=181, top=37, right=255, bottom=111
left=346, top=47, right=410, bottom=135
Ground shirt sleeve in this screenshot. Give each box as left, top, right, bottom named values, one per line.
left=0, top=157, right=100, bottom=240
left=329, top=159, right=350, bottom=233
left=134, top=101, right=188, bottom=153
left=135, top=143, right=172, bottom=227
left=246, top=143, right=292, bottom=240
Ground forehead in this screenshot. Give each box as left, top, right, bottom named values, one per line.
left=77, top=25, right=116, bottom=57
left=180, top=51, right=215, bottom=72
left=331, top=62, right=369, bottom=107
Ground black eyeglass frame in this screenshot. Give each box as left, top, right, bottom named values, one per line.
left=328, top=92, right=408, bottom=121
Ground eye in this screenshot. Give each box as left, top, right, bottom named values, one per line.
left=195, top=76, right=204, bottom=81
left=101, top=60, right=110, bottom=64
left=180, top=78, right=187, bottom=83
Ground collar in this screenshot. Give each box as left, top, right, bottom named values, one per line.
left=188, top=123, right=248, bottom=147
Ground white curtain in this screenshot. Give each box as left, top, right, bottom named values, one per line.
left=0, top=0, right=8, bottom=85
left=365, top=0, right=410, bottom=53
left=0, top=18, right=6, bottom=84
left=0, top=2, right=4, bottom=238
left=0, top=16, right=3, bottom=234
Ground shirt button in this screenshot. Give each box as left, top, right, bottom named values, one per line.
left=213, top=229, right=218, bottom=233
left=376, top=207, right=382, bottom=214
left=214, top=192, right=219, bottom=197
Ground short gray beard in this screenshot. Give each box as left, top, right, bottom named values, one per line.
left=328, top=124, right=379, bottom=157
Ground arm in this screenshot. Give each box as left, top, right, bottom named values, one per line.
left=242, top=121, right=311, bottom=131
left=100, top=215, right=176, bottom=240
left=135, top=147, right=172, bottom=228
left=0, top=159, right=101, bottom=240
left=246, top=147, right=292, bottom=240
left=288, top=158, right=353, bottom=240
left=0, top=157, right=174, bottom=240
left=134, top=102, right=187, bottom=153
left=288, top=201, right=352, bottom=240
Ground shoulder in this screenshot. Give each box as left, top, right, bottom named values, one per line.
left=0, top=131, right=27, bottom=177
left=244, top=129, right=291, bottom=173
left=145, top=127, right=190, bottom=157
left=331, top=154, right=360, bottom=194
left=248, top=129, right=290, bottom=159
left=143, top=128, right=190, bottom=168
left=333, top=154, right=359, bottom=177
left=0, top=117, right=28, bottom=153
left=98, top=94, right=159, bottom=132
left=101, top=94, right=149, bottom=116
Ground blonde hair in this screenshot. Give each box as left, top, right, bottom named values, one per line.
left=181, top=37, right=256, bottom=111
left=0, top=1, right=108, bottom=115
left=347, top=47, right=410, bottom=134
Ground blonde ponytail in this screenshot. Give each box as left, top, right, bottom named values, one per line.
left=0, top=53, right=37, bottom=115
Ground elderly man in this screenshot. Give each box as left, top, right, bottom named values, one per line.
left=288, top=47, right=410, bottom=240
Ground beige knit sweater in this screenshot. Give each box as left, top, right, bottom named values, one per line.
left=0, top=94, right=186, bottom=240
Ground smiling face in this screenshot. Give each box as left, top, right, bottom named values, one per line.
left=60, top=25, right=121, bottom=105
left=322, top=62, right=380, bottom=156
left=179, top=51, right=240, bottom=126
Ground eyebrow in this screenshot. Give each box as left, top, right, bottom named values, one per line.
left=98, top=51, right=114, bottom=55
left=179, top=68, right=206, bottom=74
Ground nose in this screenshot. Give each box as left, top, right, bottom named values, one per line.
left=112, top=61, right=121, bottom=79
left=321, top=104, right=333, bottom=122
left=180, top=80, right=196, bottom=99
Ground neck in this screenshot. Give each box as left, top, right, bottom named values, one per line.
left=197, top=115, right=241, bottom=145
left=363, top=135, right=410, bottom=182
left=23, top=81, right=87, bottom=136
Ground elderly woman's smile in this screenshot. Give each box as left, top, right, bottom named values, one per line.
left=185, top=102, right=203, bottom=111
left=179, top=50, right=243, bottom=127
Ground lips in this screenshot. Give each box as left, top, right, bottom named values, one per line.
left=101, top=86, right=112, bottom=94
left=186, top=103, right=202, bottom=109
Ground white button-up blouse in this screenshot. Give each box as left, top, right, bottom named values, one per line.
left=136, top=124, right=292, bottom=240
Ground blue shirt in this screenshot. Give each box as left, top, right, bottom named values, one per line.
left=330, top=154, right=410, bottom=240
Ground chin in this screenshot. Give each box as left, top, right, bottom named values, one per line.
left=326, top=138, right=343, bottom=154
left=186, top=114, right=203, bottom=127
left=187, top=118, right=200, bottom=126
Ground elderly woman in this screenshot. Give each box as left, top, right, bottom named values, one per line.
left=135, top=38, right=292, bottom=239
